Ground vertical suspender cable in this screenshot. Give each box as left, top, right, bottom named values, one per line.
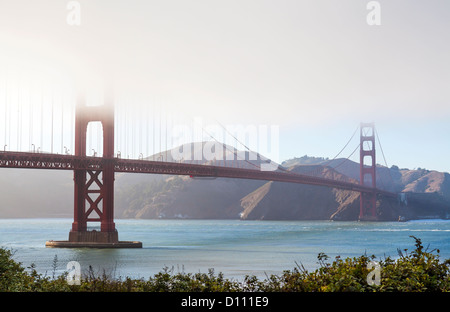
left=122, top=98, right=128, bottom=158
left=8, top=80, right=11, bottom=150
left=61, top=92, right=64, bottom=154
left=131, top=100, right=134, bottom=158
left=29, top=80, right=33, bottom=151
left=115, top=99, right=118, bottom=157
left=40, top=85, right=43, bottom=152
left=17, top=78, right=20, bottom=151
left=165, top=110, right=168, bottom=162
left=8, top=79, right=11, bottom=150
left=4, top=72, right=7, bottom=148
left=153, top=103, right=155, bottom=159
left=51, top=89, right=54, bottom=153
left=147, top=103, right=150, bottom=158
left=139, top=100, right=142, bottom=158
left=118, top=100, right=121, bottom=157
left=159, top=104, right=161, bottom=159
left=70, top=92, right=74, bottom=154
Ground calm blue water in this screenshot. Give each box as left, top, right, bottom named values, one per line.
left=1, top=218, right=450, bottom=280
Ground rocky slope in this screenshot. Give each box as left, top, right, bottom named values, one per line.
left=237, top=165, right=361, bottom=220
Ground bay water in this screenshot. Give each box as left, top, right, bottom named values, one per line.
left=1, top=218, right=450, bottom=281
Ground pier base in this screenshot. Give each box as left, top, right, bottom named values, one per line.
left=45, top=230, right=142, bottom=248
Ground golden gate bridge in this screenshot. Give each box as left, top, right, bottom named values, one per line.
left=0, top=85, right=397, bottom=248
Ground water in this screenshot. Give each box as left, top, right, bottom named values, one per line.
left=1, top=218, right=450, bottom=281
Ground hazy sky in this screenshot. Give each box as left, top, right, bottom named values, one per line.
left=0, top=1, right=449, bottom=172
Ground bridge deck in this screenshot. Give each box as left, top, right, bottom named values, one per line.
left=0, top=151, right=397, bottom=198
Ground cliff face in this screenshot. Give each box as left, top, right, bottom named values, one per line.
left=238, top=165, right=360, bottom=220
left=401, top=170, right=450, bottom=199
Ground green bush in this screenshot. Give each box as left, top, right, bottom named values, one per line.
left=1, top=236, right=449, bottom=292
left=260, top=236, right=450, bottom=292
left=0, top=248, right=30, bottom=291
left=377, top=236, right=450, bottom=291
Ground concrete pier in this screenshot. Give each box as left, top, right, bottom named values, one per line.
left=45, top=230, right=142, bottom=248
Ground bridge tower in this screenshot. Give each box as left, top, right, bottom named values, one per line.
left=69, top=90, right=117, bottom=244
left=359, top=122, right=377, bottom=221
left=46, top=88, right=141, bottom=248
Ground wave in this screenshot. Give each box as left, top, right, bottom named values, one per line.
left=361, top=229, right=450, bottom=232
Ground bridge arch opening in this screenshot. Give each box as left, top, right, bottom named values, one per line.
left=86, top=121, right=103, bottom=157
left=362, top=140, right=373, bottom=151
left=362, top=155, right=374, bottom=167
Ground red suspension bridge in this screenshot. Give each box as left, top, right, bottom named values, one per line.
left=0, top=89, right=397, bottom=248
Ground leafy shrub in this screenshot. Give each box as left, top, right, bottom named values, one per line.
left=0, top=248, right=30, bottom=291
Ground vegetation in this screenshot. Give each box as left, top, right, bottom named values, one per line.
left=115, top=177, right=185, bottom=217
left=1, top=236, right=450, bottom=292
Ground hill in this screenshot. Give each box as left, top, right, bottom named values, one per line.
left=115, top=142, right=273, bottom=219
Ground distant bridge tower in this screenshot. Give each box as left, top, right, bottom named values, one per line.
left=359, top=122, right=377, bottom=221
